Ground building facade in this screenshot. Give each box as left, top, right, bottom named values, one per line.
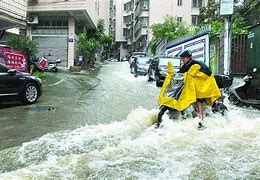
left=0, top=0, right=27, bottom=43
left=109, top=0, right=207, bottom=59
left=27, top=0, right=109, bottom=68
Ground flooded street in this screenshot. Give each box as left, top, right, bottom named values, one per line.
left=0, top=62, right=260, bottom=179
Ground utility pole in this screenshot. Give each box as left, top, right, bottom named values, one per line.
left=220, top=0, right=234, bottom=75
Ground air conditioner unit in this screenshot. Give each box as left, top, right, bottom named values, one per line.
left=27, top=16, right=38, bottom=24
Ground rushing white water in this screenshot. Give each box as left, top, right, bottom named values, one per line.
left=0, top=62, right=259, bottom=179
left=0, top=105, right=259, bottom=179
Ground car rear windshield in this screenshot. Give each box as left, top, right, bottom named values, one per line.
left=0, top=63, right=9, bottom=73
left=138, top=57, right=150, bottom=64
left=159, top=58, right=180, bottom=67
left=133, top=53, right=146, bottom=56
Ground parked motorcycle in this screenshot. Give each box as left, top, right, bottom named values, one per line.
left=46, top=58, right=61, bottom=73
left=228, top=68, right=260, bottom=108
left=35, top=56, right=61, bottom=73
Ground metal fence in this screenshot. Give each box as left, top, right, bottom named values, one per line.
left=231, top=34, right=247, bottom=75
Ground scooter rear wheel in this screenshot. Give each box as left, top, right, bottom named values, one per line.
left=228, top=93, right=240, bottom=105
left=51, top=67, right=58, bottom=73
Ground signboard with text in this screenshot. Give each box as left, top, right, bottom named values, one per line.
left=166, top=34, right=210, bottom=66
left=220, top=0, right=234, bottom=15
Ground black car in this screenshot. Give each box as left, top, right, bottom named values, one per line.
left=147, top=57, right=181, bottom=87
left=130, top=57, right=152, bottom=77
left=0, top=63, right=42, bottom=104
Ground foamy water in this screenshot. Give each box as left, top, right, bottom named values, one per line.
left=0, top=105, right=259, bottom=179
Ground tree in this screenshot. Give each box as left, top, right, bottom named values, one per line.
left=197, top=0, right=252, bottom=37
left=77, top=33, right=99, bottom=65
left=77, top=19, right=111, bottom=65
left=150, top=39, right=157, bottom=55
left=151, top=15, right=190, bottom=42
left=8, top=36, right=38, bottom=69
left=198, top=0, right=221, bottom=24
left=234, top=0, right=260, bottom=25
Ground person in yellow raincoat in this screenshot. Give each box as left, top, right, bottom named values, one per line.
left=157, top=49, right=221, bottom=129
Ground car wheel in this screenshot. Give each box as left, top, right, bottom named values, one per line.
left=155, top=75, right=163, bottom=87
left=134, top=69, right=138, bottom=77
left=147, top=71, right=152, bottom=82
left=130, top=67, right=134, bottom=74
left=22, top=83, right=39, bottom=104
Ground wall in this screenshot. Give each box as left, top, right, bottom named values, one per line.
left=115, top=0, right=126, bottom=41
left=0, top=0, right=27, bottom=27
left=28, top=0, right=99, bottom=27
left=98, top=0, right=110, bottom=35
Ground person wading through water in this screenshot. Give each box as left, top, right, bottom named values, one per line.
left=157, top=49, right=221, bottom=130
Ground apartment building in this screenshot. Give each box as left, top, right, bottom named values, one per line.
left=109, top=0, right=207, bottom=59
left=27, top=0, right=109, bottom=68
left=0, top=0, right=27, bottom=43
left=109, top=0, right=129, bottom=60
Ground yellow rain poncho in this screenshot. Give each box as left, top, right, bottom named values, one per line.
left=158, top=61, right=221, bottom=111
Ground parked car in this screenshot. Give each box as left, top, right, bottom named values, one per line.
left=128, top=52, right=146, bottom=65
left=0, top=63, right=42, bottom=104
left=147, top=57, right=181, bottom=87
left=0, top=44, right=28, bottom=72
left=130, top=56, right=152, bottom=77
left=120, top=56, right=128, bottom=62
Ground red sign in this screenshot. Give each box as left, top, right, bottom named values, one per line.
left=0, top=47, right=28, bottom=72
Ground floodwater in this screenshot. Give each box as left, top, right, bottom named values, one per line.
left=0, top=62, right=259, bottom=179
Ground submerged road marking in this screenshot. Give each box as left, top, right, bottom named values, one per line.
left=49, top=78, right=65, bottom=87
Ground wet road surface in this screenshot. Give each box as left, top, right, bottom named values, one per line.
left=0, top=62, right=259, bottom=179
left=0, top=62, right=159, bottom=150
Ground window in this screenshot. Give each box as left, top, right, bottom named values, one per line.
left=142, top=17, right=149, bottom=27
left=0, top=53, right=5, bottom=64
left=177, top=17, right=183, bottom=22
left=177, top=0, right=182, bottom=6
left=192, top=15, right=200, bottom=25
left=123, top=28, right=127, bottom=37
left=123, top=16, right=128, bottom=23
left=192, top=0, right=203, bottom=8
left=0, top=64, right=8, bottom=73
left=142, top=0, right=149, bottom=10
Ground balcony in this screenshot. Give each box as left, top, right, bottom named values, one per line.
left=0, top=0, right=27, bottom=30
left=27, top=0, right=98, bottom=28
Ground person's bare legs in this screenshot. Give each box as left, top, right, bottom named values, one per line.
left=197, top=101, right=204, bottom=120
left=197, top=101, right=205, bottom=129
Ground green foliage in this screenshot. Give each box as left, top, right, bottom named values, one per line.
left=151, top=15, right=190, bottom=42
left=7, top=36, right=38, bottom=59
left=150, top=39, right=157, bottom=55
left=234, top=0, right=259, bottom=25
left=197, top=0, right=252, bottom=37
left=77, top=19, right=111, bottom=65
left=34, top=71, right=45, bottom=78
left=198, top=0, right=221, bottom=24
left=232, top=17, right=250, bottom=36
left=77, top=33, right=99, bottom=64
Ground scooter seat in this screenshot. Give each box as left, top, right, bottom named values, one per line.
left=214, top=75, right=233, bottom=88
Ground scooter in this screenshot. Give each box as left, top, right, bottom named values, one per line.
left=157, top=74, right=233, bottom=128
left=228, top=68, right=260, bottom=108
left=46, top=58, right=61, bottom=73
left=37, top=56, right=61, bottom=73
